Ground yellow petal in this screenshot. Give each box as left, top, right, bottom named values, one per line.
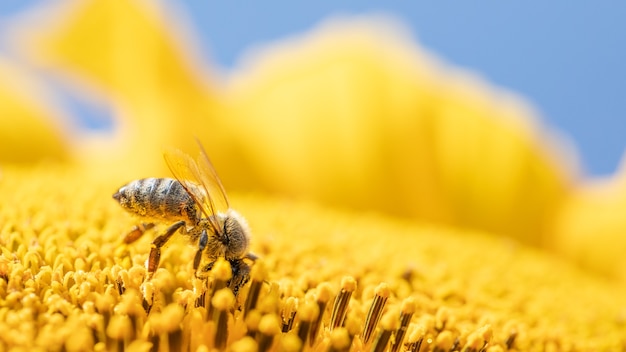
left=221, top=18, right=576, bottom=246
left=551, top=155, right=626, bottom=281
left=17, top=0, right=221, bottom=176
left=0, top=57, right=69, bottom=163
left=18, top=3, right=576, bottom=247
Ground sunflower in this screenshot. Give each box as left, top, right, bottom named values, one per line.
left=1, top=1, right=625, bottom=350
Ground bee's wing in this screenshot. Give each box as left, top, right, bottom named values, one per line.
left=192, top=139, right=230, bottom=212
left=163, top=142, right=229, bottom=225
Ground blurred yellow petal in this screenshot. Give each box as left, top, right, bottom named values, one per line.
left=17, top=0, right=221, bottom=175
left=551, top=155, right=626, bottom=281
left=221, top=18, right=576, bottom=246
left=17, top=3, right=576, bottom=249
left=0, top=57, right=69, bottom=163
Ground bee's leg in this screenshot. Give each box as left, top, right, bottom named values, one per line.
left=146, top=221, right=185, bottom=279
left=228, top=259, right=251, bottom=296
left=245, top=252, right=259, bottom=261
left=123, top=223, right=155, bottom=244
left=193, top=229, right=209, bottom=277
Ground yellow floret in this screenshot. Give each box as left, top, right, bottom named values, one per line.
left=0, top=165, right=625, bottom=350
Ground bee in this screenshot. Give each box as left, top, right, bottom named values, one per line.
left=112, top=141, right=255, bottom=294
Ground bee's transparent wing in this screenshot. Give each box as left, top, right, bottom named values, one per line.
left=163, top=142, right=229, bottom=224
left=193, top=139, right=230, bottom=211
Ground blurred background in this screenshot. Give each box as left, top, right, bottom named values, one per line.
left=2, top=0, right=624, bottom=176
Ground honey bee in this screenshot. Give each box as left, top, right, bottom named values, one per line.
left=113, top=141, right=255, bottom=294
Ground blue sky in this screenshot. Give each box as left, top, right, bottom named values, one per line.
left=2, top=1, right=625, bottom=176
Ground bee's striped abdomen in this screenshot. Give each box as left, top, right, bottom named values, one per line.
left=113, top=178, right=199, bottom=223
